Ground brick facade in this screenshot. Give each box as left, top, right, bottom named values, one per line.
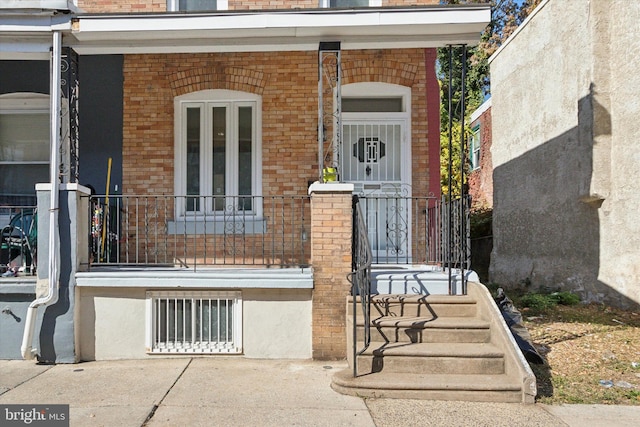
left=122, top=49, right=434, bottom=200
left=121, top=48, right=437, bottom=358
left=468, top=105, right=493, bottom=210
left=78, top=0, right=166, bottom=13
left=105, top=0, right=442, bottom=360
left=309, top=185, right=353, bottom=359
left=78, top=0, right=438, bottom=13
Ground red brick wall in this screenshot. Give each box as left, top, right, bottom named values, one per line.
left=309, top=187, right=353, bottom=359
left=121, top=49, right=434, bottom=199
left=231, top=1, right=317, bottom=10
left=78, top=0, right=166, bottom=13
left=78, top=0, right=438, bottom=13
left=468, top=106, right=493, bottom=210
left=120, top=48, right=437, bottom=269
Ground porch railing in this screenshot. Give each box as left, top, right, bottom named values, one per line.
left=357, top=194, right=470, bottom=268
left=357, top=195, right=439, bottom=265
left=349, top=195, right=372, bottom=377
left=441, top=195, right=471, bottom=270
left=87, top=195, right=311, bottom=269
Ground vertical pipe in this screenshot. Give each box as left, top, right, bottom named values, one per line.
left=352, top=196, right=358, bottom=377
left=318, top=50, right=324, bottom=182
left=21, top=31, right=62, bottom=360
left=460, top=46, right=467, bottom=294
left=335, top=50, right=342, bottom=181
left=447, top=45, right=453, bottom=294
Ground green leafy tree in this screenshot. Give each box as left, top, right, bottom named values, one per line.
left=440, top=119, right=472, bottom=199
left=438, top=0, right=543, bottom=198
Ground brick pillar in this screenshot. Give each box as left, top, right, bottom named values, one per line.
left=309, top=182, right=354, bottom=360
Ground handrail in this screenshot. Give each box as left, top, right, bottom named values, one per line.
left=349, top=195, right=373, bottom=377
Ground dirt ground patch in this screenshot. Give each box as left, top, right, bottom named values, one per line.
left=522, top=304, right=640, bottom=405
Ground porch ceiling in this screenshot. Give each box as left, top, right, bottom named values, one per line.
left=43, top=5, right=487, bottom=56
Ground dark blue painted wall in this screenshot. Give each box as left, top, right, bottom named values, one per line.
left=0, top=56, right=124, bottom=197
left=78, top=55, right=123, bottom=196
left=0, top=60, right=49, bottom=95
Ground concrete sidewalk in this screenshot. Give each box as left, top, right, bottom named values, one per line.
left=1, top=359, right=639, bottom=427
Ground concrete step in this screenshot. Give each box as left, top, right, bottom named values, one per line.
left=332, top=369, right=524, bottom=403
left=352, top=294, right=478, bottom=318
left=340, top=282, right=537, bottom=404
left=354, top=342, right=505, bottom=376
left=354, top=316, right=491, bottom=344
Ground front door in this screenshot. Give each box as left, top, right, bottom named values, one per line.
left=341, top=118, right=411, bottom=261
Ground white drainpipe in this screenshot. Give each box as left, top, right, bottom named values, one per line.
left=21, top=31, right=62, bottom=360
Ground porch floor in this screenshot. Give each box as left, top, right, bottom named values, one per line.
left=371, top=264, right=479, bottom=295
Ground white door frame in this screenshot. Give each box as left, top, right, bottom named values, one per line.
left=339, top=83, right=412, bottom=261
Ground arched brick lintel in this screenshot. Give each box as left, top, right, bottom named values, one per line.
left=168, top=66, right=266, bottom=97
left=341, top=59, right=418, bottom=87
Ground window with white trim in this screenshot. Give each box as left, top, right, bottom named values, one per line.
left=146, top=290, right=242, bottom=354
left=0, top=93, right=50, bottom=206
left=167, top=0, right=228, bottom=11
left=174, top=90, right=262, bottom=220
left=469, top=125, right=480, bottom=170
left=321, top=0, right=380, bottom=7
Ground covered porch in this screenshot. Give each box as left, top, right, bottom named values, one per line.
left=1, top=4, right=490, bottom=365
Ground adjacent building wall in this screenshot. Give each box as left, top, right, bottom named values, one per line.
left=489, top=0, right=640, bottom=308
left=468, top=99, right=493, bottom=210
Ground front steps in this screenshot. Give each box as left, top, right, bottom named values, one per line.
left=332, top=282, right=537, bottom=403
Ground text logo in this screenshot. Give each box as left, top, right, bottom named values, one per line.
left=1, top=405, right=69, bottom=426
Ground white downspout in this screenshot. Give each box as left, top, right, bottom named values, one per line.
left=21, top=31, right=62, bottom=360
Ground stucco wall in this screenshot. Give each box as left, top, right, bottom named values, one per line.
left=77, top=287, right=312, bottom=360
left=489, top=0, right=640, bottom=308
left=598, top=0, right=640, bottom=307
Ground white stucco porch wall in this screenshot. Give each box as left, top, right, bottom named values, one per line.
left=489, top=0, right=640, bottom=308
left=77, top=287, right=312, bottom=360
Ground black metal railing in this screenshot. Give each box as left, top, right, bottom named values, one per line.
left=357, top=194, right=471, bottom=294
left=349, top=195, right=372, bottom=377
left=356, top=195, right=470, bottom=267
left=356, top=195, right=440, bottom=265
left=87, top=195, right=311, bottom=269
left=441, top=195, right=471, bottom=294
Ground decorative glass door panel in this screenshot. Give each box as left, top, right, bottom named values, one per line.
left=342, top=120, right=410, bottom=261
left=342, top=122, right=402, bottom=183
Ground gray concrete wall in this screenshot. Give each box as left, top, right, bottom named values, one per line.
left=598, top=1, right=640, bottom=306
left=0, top=284, right=36, bottom=359
left=34, top=184, right=90, bottom=363
left=489, top=0, right=640, bottom=308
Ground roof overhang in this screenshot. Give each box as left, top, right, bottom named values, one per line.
left=0, top=8, right=72, bottom=59
left=1, top=5, right=490, bottom=59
